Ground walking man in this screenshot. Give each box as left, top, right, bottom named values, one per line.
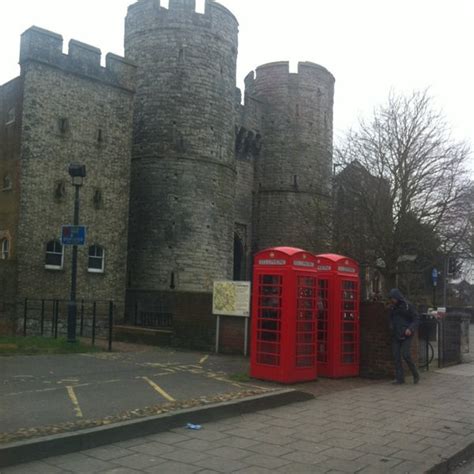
left=389, top=288, right=420, bottom=384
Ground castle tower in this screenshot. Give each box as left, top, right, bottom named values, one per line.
left=124, top=0, right=238, bottom=316
left=245, top=61, right=335, bottom=253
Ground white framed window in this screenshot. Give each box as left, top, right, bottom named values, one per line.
left=45, top=240, right=64, bottom=270
left=88, top=245, right=105, bottom=273
left=1, top=239, right=9, bottom=260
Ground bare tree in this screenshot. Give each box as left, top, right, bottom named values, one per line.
left=335, top=90, right=473, bottom=289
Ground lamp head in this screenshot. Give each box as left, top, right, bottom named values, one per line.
left=68, top=163, right=86, bottom=186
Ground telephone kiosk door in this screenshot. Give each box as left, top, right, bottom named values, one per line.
left=316, top=254, right=360, bottom=378
left=250, top=247, right=318, bottom=383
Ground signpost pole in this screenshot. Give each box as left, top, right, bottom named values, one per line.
left=215, top=315, right=220, bottom=354
left=244, top=317, right=248, bottom=357
left=431, top=268, right=438, bottom=308
left=67, top=184, right=80, bottom=343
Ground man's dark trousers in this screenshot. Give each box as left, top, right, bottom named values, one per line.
left=392, top=336, right=419, bottom=382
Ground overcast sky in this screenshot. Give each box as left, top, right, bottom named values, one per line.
left=1, top=0, right=473, bottom=168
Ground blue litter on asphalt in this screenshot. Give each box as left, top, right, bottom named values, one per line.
left=186, top=423, right=202, bottom=430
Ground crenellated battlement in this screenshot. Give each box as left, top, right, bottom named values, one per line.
left=251, top=61, right=335, bottom=84
left=128, top=0, right=237, bottom=18
left=244, top=61, right=335, bottom=104
left=20, top=26, right=136, bottom=91
left=126, top=0, right=238, bottom=39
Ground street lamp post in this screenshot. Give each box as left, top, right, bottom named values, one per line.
left=67, top=163, right=86, bottom=343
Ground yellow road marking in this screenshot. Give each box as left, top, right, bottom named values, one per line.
left=199, top=355, right=209, bottom=364
left=66, top=386, right=83, bottom=418
left=142, top=377, right=175, bottom=402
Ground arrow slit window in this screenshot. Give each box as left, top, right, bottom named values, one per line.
left=45, top=240, right=64, bottom=270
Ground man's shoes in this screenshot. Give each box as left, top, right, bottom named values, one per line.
left=414, top=375, right=420, bottom=384
left=391, top=380, right=405, bottom=384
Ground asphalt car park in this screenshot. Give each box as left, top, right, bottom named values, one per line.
left=0, top=348, right=266, bottom=439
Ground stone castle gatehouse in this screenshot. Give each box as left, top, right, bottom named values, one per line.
left=0, top=0, right=335, bottom=346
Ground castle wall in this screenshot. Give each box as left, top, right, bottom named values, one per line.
left=125, top=0, right=239, bottom=293
left=246, top=61, right=335, bottom=254
left=0, top=77, right=22, bottom=331
left=234, top=88, right=264, bottom=279
left=15, top=27, right=135, bottom=305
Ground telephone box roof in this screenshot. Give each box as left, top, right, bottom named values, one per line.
left=259, top=247, right=306, bottom=256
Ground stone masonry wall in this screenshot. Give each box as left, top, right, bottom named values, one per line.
left=125, top=0, right=239, bottom=294
left=15, top=27, right=135, bottom=305
left=246, top=61, right=335, bottom=254
left=234, top=89, right=264, bottom=279
left=0, top=77, right=22, bottom=330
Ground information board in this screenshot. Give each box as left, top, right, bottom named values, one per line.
left=212, top=281, right=251, bottom=317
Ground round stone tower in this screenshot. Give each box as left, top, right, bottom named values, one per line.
left=125, top=0, right=238, bottom=295
left=245, top=61, right=335, bottom=253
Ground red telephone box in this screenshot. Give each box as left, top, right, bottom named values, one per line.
left=250, top=247, right=318, bottom=383
left=316, top=254, right=360, bottom=378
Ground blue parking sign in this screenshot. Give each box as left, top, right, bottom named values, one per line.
left=61, top=225, right=86, bottom=246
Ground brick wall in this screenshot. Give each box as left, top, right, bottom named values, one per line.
left=360, top=302, right=419, bottom=379
left=219, top=316, right=248, bottom=355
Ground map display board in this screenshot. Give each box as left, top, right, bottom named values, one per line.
left=212, top=281, right=251, bottom=317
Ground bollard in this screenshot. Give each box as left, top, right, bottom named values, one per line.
left=50, top=300, right=55, bottom=336
left=40, top=300, right=45, bottom=336
left=80, top=299, right=84, bottom=337
left=23, top=298, right=28, bottom=336
left=108, top=301, right=113, bottom=352
left=92, top=302, right=96, bottom=346
left=54, top=300, right=59, bottom=339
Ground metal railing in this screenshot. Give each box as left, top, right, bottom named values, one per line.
left=20, top=298, right=115, bottom=351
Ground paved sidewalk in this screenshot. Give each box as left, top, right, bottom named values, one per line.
left=2, top=362, right=474, bottom=473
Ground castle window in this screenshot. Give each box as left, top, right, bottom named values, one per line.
left=6, top=108, right=15, bottom=125
left=58, top=117, right=69, bottom=134
left=1, top=239, right=9, bottom=260
left=45, top=240, right=64, bottom=270
left=54, top=181, right=66, bottom=200
left=88, top=245, right=105, bottom=273
left=93, top=189, right=103, bottom=210
left=97, top=128, right=104, bottom=143
left=2, top=175, right=12, bottom=191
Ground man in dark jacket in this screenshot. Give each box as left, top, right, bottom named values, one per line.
left=389, top=288, right=420, bottom=384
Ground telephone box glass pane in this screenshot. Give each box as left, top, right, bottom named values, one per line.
left=296, top=276, right=317, bottom=367
left=340, top=279, right=359, bottom=365
left=256, top=274, right=283, bottom=366
left=317, top=279, right=329, bottom=363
